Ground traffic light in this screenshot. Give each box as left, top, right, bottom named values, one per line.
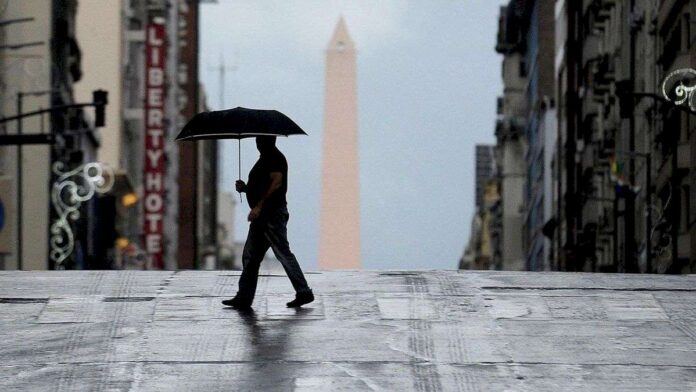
left=93, top=90, right=108, bottom=127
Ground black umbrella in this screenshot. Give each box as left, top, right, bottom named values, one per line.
left=176, top=107, right=307, bottom=198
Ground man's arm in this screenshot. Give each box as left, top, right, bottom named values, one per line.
left=248, top=172, right=282, bottom=221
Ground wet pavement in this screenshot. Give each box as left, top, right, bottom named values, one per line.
left=1, top=270, right=696, bottom=391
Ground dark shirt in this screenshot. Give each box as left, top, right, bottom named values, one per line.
left=246, top=147, right=288, bottom=211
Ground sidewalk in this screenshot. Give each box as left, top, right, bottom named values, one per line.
left=1, top=270, right=695, bottom=391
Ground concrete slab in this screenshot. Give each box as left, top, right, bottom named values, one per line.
left=1, top=270, right=695, bottom=391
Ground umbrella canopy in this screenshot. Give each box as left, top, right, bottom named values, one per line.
left=175, top=107, right=307, bottom=141
left=175, top=107, right=307, bottom=201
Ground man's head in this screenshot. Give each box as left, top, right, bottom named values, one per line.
left=256, top=136, right=277, bottom=152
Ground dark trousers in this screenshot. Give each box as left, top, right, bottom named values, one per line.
left=237, top=207, right=311, bottom=303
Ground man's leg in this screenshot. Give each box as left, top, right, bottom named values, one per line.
left=236, top=221, right=271, bottom=305
left=265, top=208, right=312, bottom=295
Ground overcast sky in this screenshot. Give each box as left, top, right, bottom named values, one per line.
left=199, top=0, right=507, bottom=270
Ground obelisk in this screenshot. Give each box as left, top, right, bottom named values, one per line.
left=319, top=17, right=361, bottom=270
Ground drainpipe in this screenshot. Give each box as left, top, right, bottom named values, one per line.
left=16, top=93, right=22, bottom=270
left=626, top=0, right=637, bottom=272
left=646, top=153, right=651, bottom=272
left=565, top=0, right=578, bottom=271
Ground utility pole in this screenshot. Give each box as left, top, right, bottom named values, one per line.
left=209, top=51, right=237, bottom=110
left=208, top=51, right=238, bottom=201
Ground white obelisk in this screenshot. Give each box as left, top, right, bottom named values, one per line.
left=319, top=17, right=361, bottom=270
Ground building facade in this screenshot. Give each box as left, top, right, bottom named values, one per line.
left=0, top=0, right=106, bottom=270
left=652, top=0, right=695, bottom=273
left=461, top=181, right=500, bottom=270
left=482, top=0, right=696, bottom=273
left=551, top=0, right=695, bottom=273
left=461, top=167, right=500, bottom=270
left=461, top=144, right=499, bottom=270
left=492, top=2, right=529, bottom=271
left=0, top=0, right=219, bottom=270
left=216, top=191, right=237, bottom=269
left=79, top=0, right=218, bottom=270
left=75, top=0, right=138, bottom=269
left=519, top=0, right=556, bottom=271
left=475, top=145, right=496, bottom=208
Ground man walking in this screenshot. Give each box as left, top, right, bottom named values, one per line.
left=222, top=136, right=314, bottom=310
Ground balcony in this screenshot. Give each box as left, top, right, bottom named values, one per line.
left=495, top=116, right=527, bottom=141
left=495, top=5, right=521, bottom=54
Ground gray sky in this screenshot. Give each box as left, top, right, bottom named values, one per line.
left=199, top=0, right=506, bottom=270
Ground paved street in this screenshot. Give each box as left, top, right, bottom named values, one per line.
left=1, top=270, right=696, bottom=391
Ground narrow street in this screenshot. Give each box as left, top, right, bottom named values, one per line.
left=1, top=270, right=695, bottom=391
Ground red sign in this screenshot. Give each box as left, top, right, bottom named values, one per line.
left=144, top=23, right=166, bottom=269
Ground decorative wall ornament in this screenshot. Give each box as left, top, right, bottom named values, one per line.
left=662, top=68, right=696, bottom=110
left=50, top=162, right=114, bottom=269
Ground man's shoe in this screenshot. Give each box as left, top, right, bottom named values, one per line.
left=222, top=296, right=252, bottom=310
left=286, top=290, right=314, bottom=308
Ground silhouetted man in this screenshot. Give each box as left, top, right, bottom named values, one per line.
left=222, top=136, right=314, bottom=310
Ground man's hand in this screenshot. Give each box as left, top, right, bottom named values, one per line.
left=248, top=206, right=262, bottom=222
left=236, top=180, right=247, bottom=193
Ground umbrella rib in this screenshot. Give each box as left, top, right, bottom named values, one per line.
left=176, top=132, right=289, bottom=140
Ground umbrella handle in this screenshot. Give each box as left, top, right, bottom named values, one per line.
left=238, top=139, right=243, bottom=203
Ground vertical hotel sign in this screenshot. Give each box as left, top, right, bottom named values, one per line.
left=144, top=23, right=166, bottom=269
